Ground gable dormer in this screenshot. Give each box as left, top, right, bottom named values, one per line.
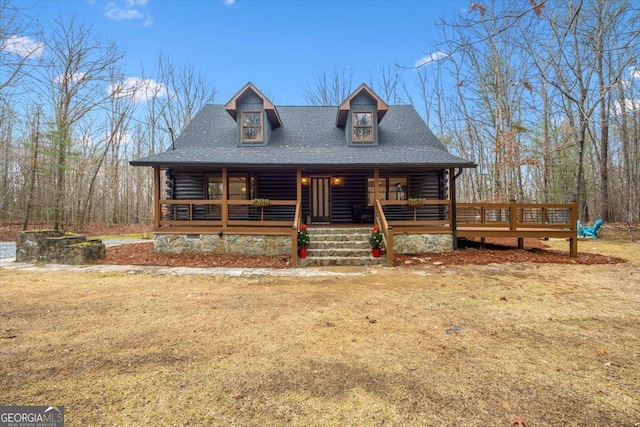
left=224, top=82, right=282, bottom=146
left=336, top=83, right=389, bottom=147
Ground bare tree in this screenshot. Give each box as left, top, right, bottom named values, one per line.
left=39, top=14, right=125, bottom=229
left=21, top=107, right=42, bottom=229
left=0, top=0, right=41, bottom=92
left=302, top=66, right=353, bottom=106
left=369, top=65, right=405, bottom=104
left=155, top=54, right=217, bottom=135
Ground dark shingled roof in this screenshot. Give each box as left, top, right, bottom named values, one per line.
left=130, top=104, right=476, bottom=168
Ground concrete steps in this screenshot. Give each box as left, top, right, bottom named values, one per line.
left=298, top=227, right=384, bottom=267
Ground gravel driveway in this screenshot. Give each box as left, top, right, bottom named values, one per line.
left=0, top=242, right=14, bottom=259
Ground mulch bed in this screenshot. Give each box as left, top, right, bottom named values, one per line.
left=2, top=223, right=627, bottom=268
left=91, top=238, right=626, bottom=268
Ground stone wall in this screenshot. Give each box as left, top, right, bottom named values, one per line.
left=16, top=230, right=106, bottom=265
left=154, top=233, right=292, bottom=256
left=154, top=232, right=451, bottom=257
left=393, top=233, right=453, bottom=254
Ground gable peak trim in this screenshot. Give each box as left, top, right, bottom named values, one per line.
left=224, top=82, right=282, bottom=127
left=336, top=83, right=389, bottom=127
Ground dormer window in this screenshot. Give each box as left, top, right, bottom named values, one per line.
left=241, top=111, right=263, bottom=142
left=352, top=111, right=373, bottom=142
left=336, top=84, right=389, bottom=147
left=225, top=83, right=282, bottom=146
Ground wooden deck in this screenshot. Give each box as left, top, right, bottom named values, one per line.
left=371, top=200, right=579, bottom=266
left=454, top=201, right=577, bottom=257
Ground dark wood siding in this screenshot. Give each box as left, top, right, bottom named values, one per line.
left=256, top=171, right=297, bottom=221
left=167, top=168, right=448, bottom=223
left=169, top=171, right=206, bottom=219
left=329, top=172, right=368, bottom=223
left=382, top=169, right=448, bottom=221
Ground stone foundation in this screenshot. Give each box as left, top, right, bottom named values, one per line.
left=16, top=230, right=106, bottom=265
left=393, top=234, right=453, bottom=254
left=154, top=233, right=291, bottom=256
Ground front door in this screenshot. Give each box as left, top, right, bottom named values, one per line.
left=310, top=176, right=331, bottom=223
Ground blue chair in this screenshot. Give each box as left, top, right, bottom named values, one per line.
left=577, top=218, right=603, bottom=239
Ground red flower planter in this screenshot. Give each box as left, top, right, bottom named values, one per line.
left=372, top=247, right=381, bottom=258
left=299, top=248, right=307, bottom=259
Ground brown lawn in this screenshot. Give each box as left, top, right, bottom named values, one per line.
left=1, top=234, right=639, bottom=426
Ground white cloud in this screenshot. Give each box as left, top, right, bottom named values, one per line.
left=108, top=131, right=134, bottom=145
left=612, top=98, right=640, bottom=116
left=108, top=77, right=168, bottom=102
left=106, top=5, right=143, bottom=21
left=224, top=0, right=236, bottom=5
left=414, top=51, right=449, bottom=68
left=55, top=72, right=87, bottom=85
left=1, top=35, right=44, bottom=58
left=105, top=1, right=152, bottom=26
left=630, top=65, right=640, bottom=80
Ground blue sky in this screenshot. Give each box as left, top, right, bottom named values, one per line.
left=27, top=0, right=467, bottom=105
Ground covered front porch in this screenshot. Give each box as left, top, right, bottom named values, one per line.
left=150, top=165, right=455, bottom=266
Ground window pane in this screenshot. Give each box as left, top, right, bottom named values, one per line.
left=207, top=177, right=223, bottom=200
left=354, top=127, right=372, bottom=140
left=367, top=178, right=387, bottom=206
left=389, top=178, right=408, bottom=200
left=228, top=177, right=247, bottom=200
left=243, top=112, right=261, bottom=125
left=354, top=112, right=372, bottom=126
left=244, top=126, right=261, bottom=140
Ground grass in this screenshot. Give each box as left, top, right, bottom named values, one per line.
left=1, top=242, right=639, bottom=426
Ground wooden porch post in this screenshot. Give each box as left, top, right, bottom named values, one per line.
left=296, top=168, right=302, bottom=210
left=153, top=166, right=160, bottom=229
left=449, top=168, right=456, bottom=250
left=292, top=168, right=302, bottom=268
left=373, top=168, right=380, bottom=205
left=385, top=230, right=393, bottom=267
left=569, top=200, right=578, bottom=257
left=510, top=197, right=524, bottom=249
left=222, top=167, right=228, bottom=229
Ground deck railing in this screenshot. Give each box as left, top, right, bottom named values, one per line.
left=456, top=200, right=578, bottom=257
left=456, top=201, right=577, bottom=230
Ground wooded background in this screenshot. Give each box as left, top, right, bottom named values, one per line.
left=1, top=0, right=638, bottom=231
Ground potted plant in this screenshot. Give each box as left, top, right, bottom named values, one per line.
left=369, top=226, right=383, bottom=258
left=407, top=197, right=427, bottom=207
left=297, top=224, right=310, bottom=258
left=252, top=198, right=270, bottom=207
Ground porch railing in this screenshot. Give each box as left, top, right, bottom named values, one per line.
left=158, top=199, right=297, bottom=228
left=374, top=199, right=454, bottom=268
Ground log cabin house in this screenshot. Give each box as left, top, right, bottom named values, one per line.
left=130, top=82, right=480, bottom=266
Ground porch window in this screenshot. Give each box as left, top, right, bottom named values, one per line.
left=367, top=177, right=408, bottom=206
left=206, top=175, right=255, bottom=216
left=352, top=111, right=373, bottom=142
left=207, top=175, right=254, bottom=200
left=241, top=111, right=263, bottom=142
left=207, top=176, right=223, bottom=216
